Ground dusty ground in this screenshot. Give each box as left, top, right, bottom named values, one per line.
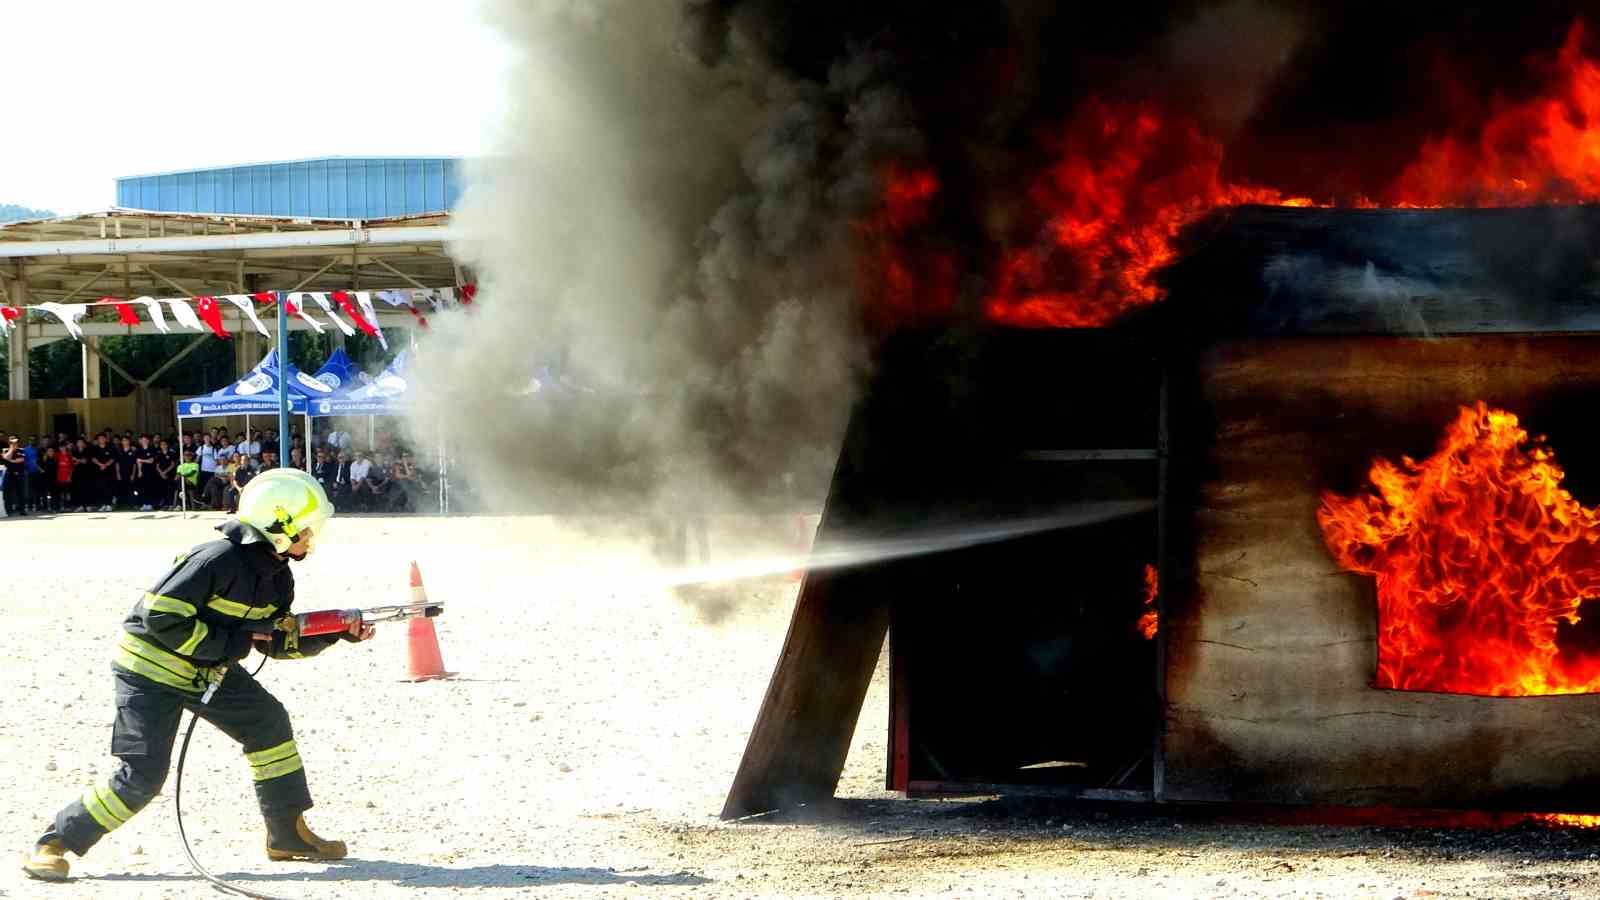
left=4, top=513, right=1600, bottom=899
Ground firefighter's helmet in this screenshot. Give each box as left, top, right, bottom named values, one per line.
left=236, top=468, right=333, bottom=555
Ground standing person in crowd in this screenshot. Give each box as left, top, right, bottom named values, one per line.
left=217, top=433, right=237, bottom=470
left=132, top=435, right=158, bottom=512
left=114, top=436, right=136, bottom=509
left=89, top=434, right=116, bottom=512
left=70, top=438, right=94, bottom=512
left=3, top=435, right=26, bottom=515
left=53, top=438, right=76, bottom=513
left=197, top=433, right=217, bottom=496
left=33, top=438, right=55, bottom=513
left=155, top=438, right=178, bottom=511
left=22, top=436, right=41, bottom=513
left=325, top=428, right=351, bottom=456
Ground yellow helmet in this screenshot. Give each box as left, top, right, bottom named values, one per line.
left=236, top=468, right=333, bottom=555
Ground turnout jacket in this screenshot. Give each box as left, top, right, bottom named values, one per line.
left=113, top=520, right=341, bottom=693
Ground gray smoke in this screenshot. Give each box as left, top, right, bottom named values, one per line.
left=411, top=1, right=922, bottom=519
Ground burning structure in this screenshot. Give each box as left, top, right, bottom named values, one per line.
left=714, top=6, right=1600, bottom=817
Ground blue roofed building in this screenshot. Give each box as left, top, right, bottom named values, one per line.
left=115, top=156, right=463, bottom=219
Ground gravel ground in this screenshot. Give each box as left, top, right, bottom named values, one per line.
left=5, top=513, right=1600, bottom=899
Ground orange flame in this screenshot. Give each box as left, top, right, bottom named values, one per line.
left=1391, top=23, right=1600, bottom=206
left=1138, top=562, right=1159, bottom=640
left=869, top=21, right=1600, bottom=329
left=1537, top=813, right=1600, bottom=828
left=984, top=99, right=1309, bottom=328
left=1318, top=403, right=1600, bottom=696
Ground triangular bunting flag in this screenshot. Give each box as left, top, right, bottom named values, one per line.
left=0, top=306, right=20, bottom=332
left=310, top=292, right=356, bottom=337
left=166, top=298, right=205, bottom=332
left=285, top=293, right=327, bottom=334
left=460, top=283, right=477, bottom=304
left=353, top=291, right=387, bottom=349
left=195, top=296, right=231, bottom=339
left=332, top=290, right=379, bottom=339
left=111, top=300, right=140, bottom=326
left=36, top=303, right=88, bottom=340
left=225, top=294, right=271, bottom=338
left=134, top=297, right=170, bottom=333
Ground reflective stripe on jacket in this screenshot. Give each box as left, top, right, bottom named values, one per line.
left=113, top=521, right=338, bottom=687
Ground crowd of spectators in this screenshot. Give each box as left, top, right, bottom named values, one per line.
left=0, top=425, right=437, bottom=517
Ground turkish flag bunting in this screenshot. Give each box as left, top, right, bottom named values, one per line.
left=111, top=300, right=141, bottom=326
left=460, top=283, right=477, bottom=304
left=408, top=306, right=429, bottom=329
left=331, top=290, right=378, bottom=337
left=0, top=307, right=19, bottom=323
left=252, top=291, right=276, bottom=306
left=195, top=296, right=231, bottom=339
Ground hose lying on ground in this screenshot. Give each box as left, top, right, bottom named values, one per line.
left=174, top=655, right=293, bottom=900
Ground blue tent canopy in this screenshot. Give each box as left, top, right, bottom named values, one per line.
left=176, top=350, right=336, bottom=418
left=310, top=348, right=367, bottom=393
left=310, top=352, right=409, bottom=417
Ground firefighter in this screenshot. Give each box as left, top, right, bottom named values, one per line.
left=22, top=467, right=373, bottom=882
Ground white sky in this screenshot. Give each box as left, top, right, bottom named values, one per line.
left=0, top=0, right=514, bottom=214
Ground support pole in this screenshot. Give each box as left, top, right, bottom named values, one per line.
left=276, top=292, right=290, bottom=464
left=82, top=337, right=102, bottom=399
left=8, top=276, right=30, bottom=400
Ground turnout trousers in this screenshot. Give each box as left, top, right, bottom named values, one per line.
left=44, top=665, right=313, bottom=856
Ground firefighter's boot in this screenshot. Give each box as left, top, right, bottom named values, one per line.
left=21, top=838, right=70, bottom=882
left=265, top=814, right=347, bottom=861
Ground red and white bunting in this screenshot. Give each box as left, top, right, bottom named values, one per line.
left=0, top=286, right=474, bottom=343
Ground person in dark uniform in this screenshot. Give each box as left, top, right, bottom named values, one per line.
left=155, top=438, right=177, bottom=510
left=22, top=468, right=367, bottom=882
left=88, top=434, right=116, bottom=512
left=113, top=436, right=136, bottom=509
left=2, top=435, right=26, bottom=515
left=132, top=435, right=158, bottom=511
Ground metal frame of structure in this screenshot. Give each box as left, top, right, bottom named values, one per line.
left=0, top=208, right=462, bottom=400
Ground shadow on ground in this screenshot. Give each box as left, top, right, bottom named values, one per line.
left=96, top=860, right=710, bottom=888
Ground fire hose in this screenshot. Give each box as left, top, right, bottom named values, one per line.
left=174, top=601, right=444, bottom=900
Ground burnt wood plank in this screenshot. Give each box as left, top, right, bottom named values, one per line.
left=1165, top=336, right=1600, bottom=810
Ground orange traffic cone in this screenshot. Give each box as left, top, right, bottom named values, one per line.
left=405, top=561, right=452, bottom=682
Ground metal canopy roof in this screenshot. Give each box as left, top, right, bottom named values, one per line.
left=0, top=209, right=461, bottom=336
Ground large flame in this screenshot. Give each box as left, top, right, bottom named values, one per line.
left=1390, top=23, right=1600, bottom=206
left=1318, top=403, right=1600, bottom=696
left=984, top=99, right=1309, bottom=328
left=869, top=20, right=1600, bottom=329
